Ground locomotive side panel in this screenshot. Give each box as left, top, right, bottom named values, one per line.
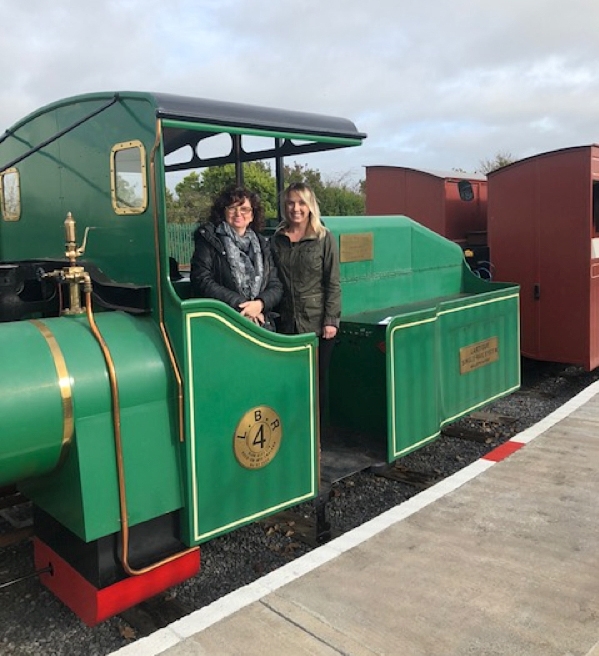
left=180, top=301, right=318, bottom=544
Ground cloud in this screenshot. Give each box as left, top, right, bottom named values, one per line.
left=2, top=0, right=599, bottom=179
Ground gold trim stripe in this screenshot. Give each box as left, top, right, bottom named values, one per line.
left=186, top=310, right=313, bottom=353
left=30, top=320, right=74, bottom=452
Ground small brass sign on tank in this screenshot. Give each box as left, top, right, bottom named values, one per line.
left=460, top=337, right=499, bottom=374
left=234, top=406, right=282, bottom=469
left=339, top=232, right=374, bottom=263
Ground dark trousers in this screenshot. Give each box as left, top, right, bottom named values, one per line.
left=318, top=336, right=336, bottom=435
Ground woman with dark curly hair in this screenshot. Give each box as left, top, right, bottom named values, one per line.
left=190, top=185, right=282, bottom=329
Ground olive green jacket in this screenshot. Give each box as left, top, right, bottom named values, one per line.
left=271, top=229, right=341, bottom=336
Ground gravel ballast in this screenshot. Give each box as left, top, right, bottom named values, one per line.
left=1, top=359, right=598, bottom=655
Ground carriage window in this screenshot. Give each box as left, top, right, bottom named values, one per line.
left=593, top=181, right=599, bottom=234
left=110, top=141, right=148, bottom=215
left=457, top=180, right=474, bottom=202
left=1, top=168, right=21, bottom=221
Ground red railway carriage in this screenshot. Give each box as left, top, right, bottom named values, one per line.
left=365, top=165, right=487, bottom=246
left=487, top=144, right=599, bottom=370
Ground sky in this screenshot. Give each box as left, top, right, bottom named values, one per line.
left=2, top=0, right=599, bottom=185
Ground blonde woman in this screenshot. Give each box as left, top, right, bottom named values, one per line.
left=272, top=183, right=341, bottom=423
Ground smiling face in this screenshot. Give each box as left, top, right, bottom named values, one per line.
left=285, top=190, right=311, bottom=229
left=225, top=198, right=254, bottom=236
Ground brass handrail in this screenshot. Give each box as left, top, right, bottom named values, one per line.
left=84, top=286, right=197, bottom=576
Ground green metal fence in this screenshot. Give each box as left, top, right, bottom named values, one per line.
left=168, top=223, right=194, bottom=266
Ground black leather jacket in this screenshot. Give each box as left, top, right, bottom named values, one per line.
left=190, top=222, right=283, bottom=313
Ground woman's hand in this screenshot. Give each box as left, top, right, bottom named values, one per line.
left=252, top=313, right=265, bottom=326
left=239, top=299, right=264, bottom=320
left=322, top=325, right=338, bottom=339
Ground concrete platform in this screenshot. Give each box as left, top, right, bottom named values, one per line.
left=111, top=380, right=599, bottom=656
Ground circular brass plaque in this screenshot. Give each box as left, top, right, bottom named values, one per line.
left=234, top=406, right=282, bottom=469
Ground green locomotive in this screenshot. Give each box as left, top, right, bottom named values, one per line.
left=0, top=92, right=520, bottom=625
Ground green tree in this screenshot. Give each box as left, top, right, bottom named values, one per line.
left=199, top=162, right=278, bottom=218
left=116, top=175, right=141, bottom=208
left=318, top=184, right=365, bottom=216
left=166, top=171, right=211, bottom=224
left=165, top=161, right=365, bottom=224
left=284, top=163, right=364, bottom=216
left=284, top=162, right=324, bottom=190
left=197, top=164, right=235, bottom=200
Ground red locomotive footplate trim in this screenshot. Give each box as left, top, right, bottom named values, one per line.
left=33, top=537, right=200, bottom=626
left=482, top=440, right=525, bottom=462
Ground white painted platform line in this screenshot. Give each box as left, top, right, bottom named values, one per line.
left=513, top=377, right=599, bottom=444
left=108, top=379, right=599, bottom=656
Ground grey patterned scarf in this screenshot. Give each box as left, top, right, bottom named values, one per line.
left=217, top=222, right=264, bottom=299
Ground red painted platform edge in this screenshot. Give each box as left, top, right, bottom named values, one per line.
left=482, top=440, right=525, bottom=462
left=33, top=537, right=200, bottom=626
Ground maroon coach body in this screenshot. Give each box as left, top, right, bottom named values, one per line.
left=488, top=145, right=599, bottom=370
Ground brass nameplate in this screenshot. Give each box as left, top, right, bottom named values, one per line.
left=460, top=337, right=499, bottom=374
left=339, top=233, right=373, bottom=263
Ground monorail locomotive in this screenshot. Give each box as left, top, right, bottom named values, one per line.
left=0, top=92, right=520, bottom=625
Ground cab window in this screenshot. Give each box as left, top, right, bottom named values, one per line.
left=1, top=168, right=21, bottom=221
left=110, top=141, right=148, bottom=214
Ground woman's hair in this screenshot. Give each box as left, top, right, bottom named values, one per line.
left=279, top=182, right=326, bottom=239
left=207, top=185, right=265, bottom=232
